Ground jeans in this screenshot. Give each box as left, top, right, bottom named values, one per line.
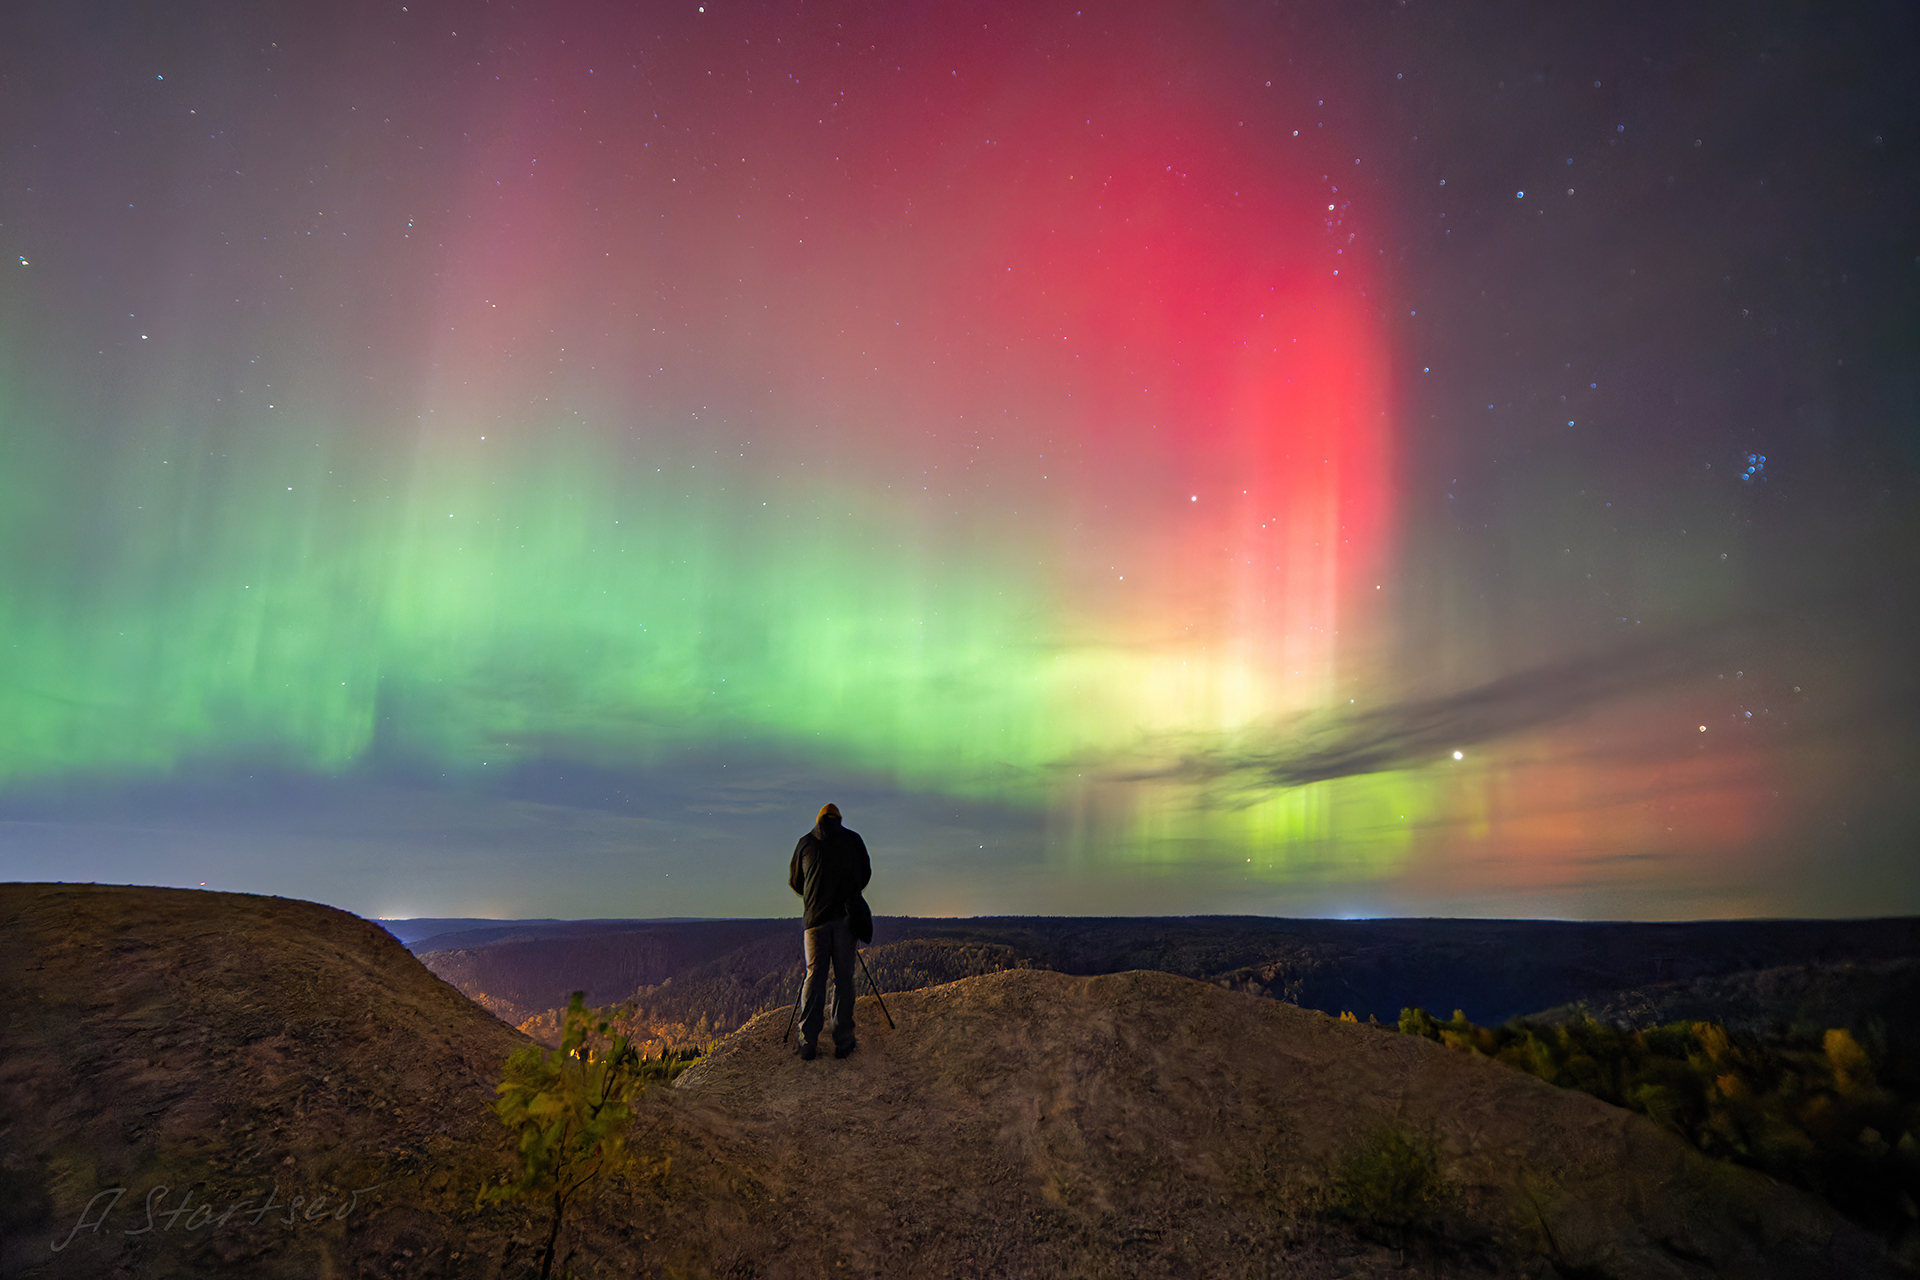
left=799, top=915, right=857, bottom=1053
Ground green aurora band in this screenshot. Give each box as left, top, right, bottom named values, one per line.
left=0, top=376, right=1426, bottom=880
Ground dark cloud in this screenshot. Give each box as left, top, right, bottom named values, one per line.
left=1104, top=624, right=1748, bottom=796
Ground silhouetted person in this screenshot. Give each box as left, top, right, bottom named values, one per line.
left=788, top=802, right=872, bottom=1060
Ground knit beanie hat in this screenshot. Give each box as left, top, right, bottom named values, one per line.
left=817, top=802, right=841, bottom=821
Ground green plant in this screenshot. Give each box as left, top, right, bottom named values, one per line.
left=479, top=992, right=683, bottom=1279
left=1324, top=1122, right=1451, bottom=1249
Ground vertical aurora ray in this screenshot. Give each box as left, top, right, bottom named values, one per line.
left=0, top=372, right=388, bottom=778
left=371, top=427, right=1062, bottom=779
left=314, top=4, right=1410, bottom=877
left=0, top=2, right=1405, bottom=883
left=10, top=0, right=1906, bottom=917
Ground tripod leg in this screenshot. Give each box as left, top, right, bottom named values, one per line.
left=782, top=972, right=805, bottom=1044
left=856, top=947, right=895, bottom=1030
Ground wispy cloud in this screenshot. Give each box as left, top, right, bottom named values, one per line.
left=1095, top=627, right=1743, bottom=797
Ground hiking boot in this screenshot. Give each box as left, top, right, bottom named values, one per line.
left=799, top=1043, right=817, bottom=1061
left=833, top=1040, right=856, bottom=1059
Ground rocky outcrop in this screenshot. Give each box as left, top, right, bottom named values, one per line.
left=636, top=968, right=1895, bottom=1279
left=0, top=885, right=1900, bottom=1278
left=0, top=883, right=527, bottom=1279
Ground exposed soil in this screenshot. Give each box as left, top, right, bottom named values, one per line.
left=628, top=970, right=1897, bottom=1279
left=0, top=884, right=1904, bottom=1279
left=0, top=883, right=531, bottom=1279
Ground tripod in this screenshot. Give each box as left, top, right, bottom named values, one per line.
left=783, top=946, right=895, bottom=1043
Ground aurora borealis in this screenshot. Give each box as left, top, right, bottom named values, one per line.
left=2, top=1, right=1915, bottom=921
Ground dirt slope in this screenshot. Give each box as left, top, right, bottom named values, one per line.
left=629, top=970, right=1896, bottom=1279
left=0, top=883, right=531, bottom=1279
left=0, top=884, right=1902, bottom=1279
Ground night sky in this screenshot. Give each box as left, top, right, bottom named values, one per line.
left=2, top=1, right=1915, bottom=922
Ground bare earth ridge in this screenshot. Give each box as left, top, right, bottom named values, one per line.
left=0, top=884, right=1900, bottom=1278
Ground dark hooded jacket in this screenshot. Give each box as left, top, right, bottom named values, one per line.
left=789, top=813, right=872, bottom=935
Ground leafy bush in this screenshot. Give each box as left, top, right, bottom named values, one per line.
left=480, top=993, right=689, bottom=1279
left=1324, top=1123, right=1452, bottom=1250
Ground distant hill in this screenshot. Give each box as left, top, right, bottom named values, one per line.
left=416, top=919, right=794, bottom=1025
left=387, top=917, right=717, bottom=950
left=408, top=914, right=1920, bottom=1058
left=3, top=883, right=1902, bottom=1278
left=377, top=917, right=537, bottom=945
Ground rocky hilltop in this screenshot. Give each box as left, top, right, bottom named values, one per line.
left=0, top=883, right=528, bottom=1279
left=0, top=884, right=1901, bottom=1278
left=644, top=972, right=1897, bottom=1279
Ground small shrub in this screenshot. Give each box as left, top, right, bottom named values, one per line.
left=1325, top=1123, right=1451, bottom=1250
left=1398, top=1006, right=1438, bottom=1038
left=480, top=992, right=687, bottom=1279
